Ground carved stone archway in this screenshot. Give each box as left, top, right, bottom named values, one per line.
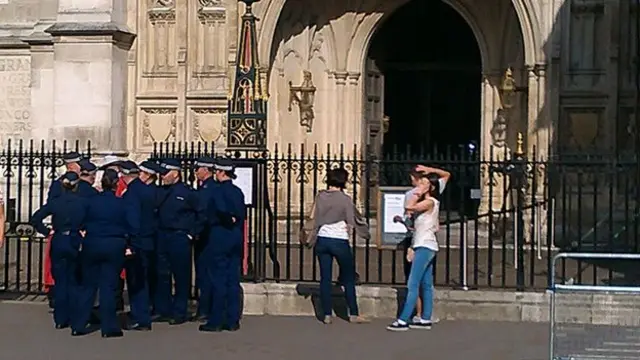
left=260, top=0, right=540, bottom=156
left=258, top=0, right=542, bottom=75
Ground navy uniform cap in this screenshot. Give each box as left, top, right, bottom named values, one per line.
left=78, top=159, right=97, bottom=173
left=139, top=160, right=159, bottom=175
left=61, top=171, right=80, bottom=185
left=98, top=155, right=123, bottom=171
left=120, top=160, right=140, bottom=175
left=214, top=158, right=237, bottom=179
left=160, top=158, right=182, bottom=171
left=63, top=151, right=82, bottom=164
left=195, top=156, right=216, bottom=169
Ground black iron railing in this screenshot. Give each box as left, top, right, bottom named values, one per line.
left=1, top=140, right=639, bottom=294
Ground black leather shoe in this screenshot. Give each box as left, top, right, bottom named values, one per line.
left=71, top=329, right=90, bottom=337
left=152, top=316, right=171, bottom=323
left=224, top=323, right=240, bottom=332
left=55, top=324, right=69, bottom=330
left=199, top=324, right=223, bottom=332
left=127, top=323, right=152, bottom=331
left=101, top=331, right=124, bottom=338
left=169, top=318, right=186, bottom=326
left=193, top=314, right=208, bottom=322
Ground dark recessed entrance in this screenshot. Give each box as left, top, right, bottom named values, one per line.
left=366, top=0, right=482, bottom=158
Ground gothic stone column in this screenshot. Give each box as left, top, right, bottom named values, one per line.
left=45, top=0, right=136, bottom=153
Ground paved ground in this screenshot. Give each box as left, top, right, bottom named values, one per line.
left=0, top=302, right=548, bottom=360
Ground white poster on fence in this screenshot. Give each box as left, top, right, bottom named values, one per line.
left=233, top=167, right=253, bottom=206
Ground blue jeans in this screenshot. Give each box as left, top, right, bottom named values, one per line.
left=399, top=247, right=435, bottom=322
left=315, top=237, right=359, bottom=317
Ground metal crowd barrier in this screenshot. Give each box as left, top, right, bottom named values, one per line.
left=549, top=252, right=640, bottom=360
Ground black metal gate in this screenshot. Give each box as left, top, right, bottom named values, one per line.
left=2, top=140, right=639, bottom=295
left=0, top=140, right=91, bottom=295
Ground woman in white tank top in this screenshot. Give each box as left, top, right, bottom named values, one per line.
left=388, top=173, right=442, bottom=331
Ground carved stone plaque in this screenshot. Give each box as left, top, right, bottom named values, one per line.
left=568, top=111, right=599, bottom=150
left=191, top=108, right=226, bottom=143
left=0, top=55, right=31, bottom=147
left=141, top=108, right=177, bottom=146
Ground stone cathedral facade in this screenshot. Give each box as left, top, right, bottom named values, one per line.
left=0, top=0, right=637, bottom=160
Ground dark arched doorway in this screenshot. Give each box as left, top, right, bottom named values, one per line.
left=366, top=0, right=482, bottom=159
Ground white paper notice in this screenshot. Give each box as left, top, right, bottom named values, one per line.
left=233, top=167, right=253, bottom=205
left=383, top=193, right=407, bottom=234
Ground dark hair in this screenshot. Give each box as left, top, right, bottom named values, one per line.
left=101, top=169, right=119, bottom=192
left=426, top=173, right=441, bottom=199
left=61, top=179, right=79, bottom=192
left=60, top=171, right=80, bottom=192
left=409, top=170, right=428, bottom=180
left=326, top=168, right=348, bottom=189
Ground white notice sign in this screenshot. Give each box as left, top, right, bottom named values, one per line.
left=233, top=167, right=253, bottom=206
left=383, top=193, right=407, bottom=234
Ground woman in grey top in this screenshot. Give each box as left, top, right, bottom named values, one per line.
left=307, top=168, right=370, bottom=324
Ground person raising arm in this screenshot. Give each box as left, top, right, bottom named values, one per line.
left=415, top=165, right=451, bottom=193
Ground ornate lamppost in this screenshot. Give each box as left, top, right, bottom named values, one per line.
left=227, top=0, right=268, bottom=151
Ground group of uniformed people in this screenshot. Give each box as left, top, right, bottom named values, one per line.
left=31, top=151, right=246, bottom=338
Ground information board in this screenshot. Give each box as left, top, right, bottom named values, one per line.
left=376, top=186, right=412, bottom=249
left=233, top=166, right=254, bottom=206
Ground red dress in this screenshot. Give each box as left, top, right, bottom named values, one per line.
left=43, top=233, right=54, bottom=291
left=44, top=177, right=130, bottom=292
left=116, top=177, right=128, bottom=280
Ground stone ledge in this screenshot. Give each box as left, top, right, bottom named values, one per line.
left=242, top=283, right=640, bottom=325
left=45, top=22, right=136, bottom=49
left=0, top=36, right=30, bottom=49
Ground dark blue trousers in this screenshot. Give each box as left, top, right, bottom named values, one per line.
left=194, top=235, right=210, bottom=317
left=125, top=248, right=152, bottom=326
left=49, top=233, right=81, bottom=327
left=205, top=235, right=242, bottom=328
left=315, top=236, right=359, bottom=317
left=155, top=232, right=191, bottom=320
left=73, top=238, right=126, bottom=334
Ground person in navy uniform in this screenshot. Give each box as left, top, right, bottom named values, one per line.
left=199, top=159, right=245, bottom=332
left=119, top=160, right=157, bottom=331
left=48, top=151, right=83, bottom=200
left=78, top=159, right=99, bottom=198
left=44, top=151, right=84, bottom=308
left=31, top=171, right=87, bottom=330
left=137, top=160, right=161, bottom=319
left=193, top=156, right=217, bottom=322
left=154, top=158, right=204, bottom=325
left=98, top=157, right=127, bottom=311
left=72, top=169, right=139, bottom=338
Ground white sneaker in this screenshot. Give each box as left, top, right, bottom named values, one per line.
left=386, top=320, right=410, bottom=332
left=409, top=319, right=432, bottom=330
left=413, top=315, right=439, bottom=324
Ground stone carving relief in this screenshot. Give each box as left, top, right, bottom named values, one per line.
left=153, top=0, right=174, bottom=7
left=565, top=0, right=606, bottom=90
left=191, top=108, right=227, bottom=143
left=145, top=0, right=178, bottom=76
left=193, top=0, right=227, bottom=77
left=0, top=55, right=32, bottom=147
left=141, top=108, right=177, bottom=146
left=491, top=109, right=508, bottom=148
left=563, top=110, right=602, bottom=153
